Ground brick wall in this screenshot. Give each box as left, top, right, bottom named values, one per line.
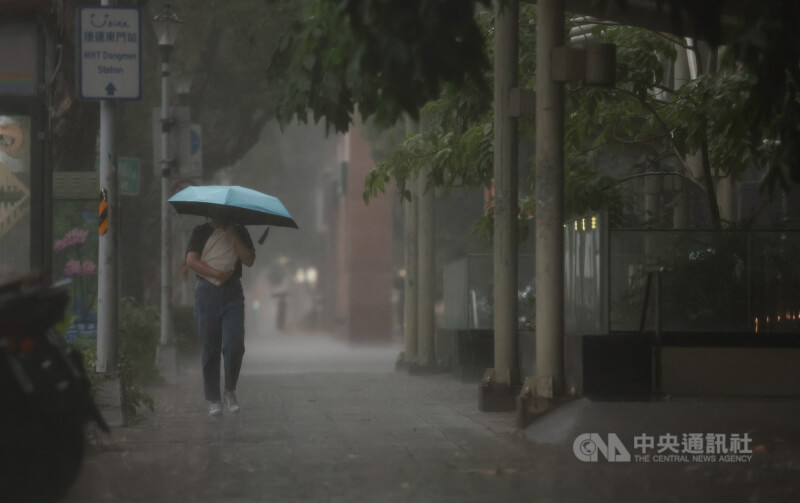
left=342, top=123, right=393, bottom=343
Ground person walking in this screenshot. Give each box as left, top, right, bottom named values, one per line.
left=185, top=216, right=255, bottom=416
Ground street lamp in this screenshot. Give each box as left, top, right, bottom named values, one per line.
left=152, top=3, right=182, bottom=59
left=153, top=3, right=182, bottom=377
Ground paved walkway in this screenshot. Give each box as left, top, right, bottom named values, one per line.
left=64, top=333, right=800, bottom=502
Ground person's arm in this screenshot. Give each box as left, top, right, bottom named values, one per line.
left=227, top=226, right=255, bottom=267
left=186, top=251, right=233, bottom=284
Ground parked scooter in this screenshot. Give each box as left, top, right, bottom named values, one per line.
left=0, top=271, right=108, bottom=502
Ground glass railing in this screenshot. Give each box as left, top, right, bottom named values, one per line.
left=442, top=254, right=535, bottom=330
left=443, top=228, right=800, bottom=335
left=609, top=230, right=800, bottom=333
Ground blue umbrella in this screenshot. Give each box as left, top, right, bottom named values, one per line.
left=168, top=185, right=298, bottom=229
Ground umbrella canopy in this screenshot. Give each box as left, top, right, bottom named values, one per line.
left=168, top=185, right=298, bottom=228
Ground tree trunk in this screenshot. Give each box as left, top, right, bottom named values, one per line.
left=700, top=131, right=722, bottom=229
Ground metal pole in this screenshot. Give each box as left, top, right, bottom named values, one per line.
left=489, top=0, right=519, bottom=387
left=672, top=44, right=690, bottom=229
left=747, top=232, right=751, bottom=330
left=675, top=44, right=705, bottom=228
left=638, top=272, right=653, bottom=334
left=159, top=58, right=174, bottom=349
left=403, top=116, right=419, bottom=364
left=653, top=270, right=662, bottom=395
left=96, top=0, right=118, bottom=373
left=417, top=164, right=435, bottom=367
left=96, top=98, right=118, bottom=371
left=534, top=0, right=565, bottom=397
left=717, top=177, right=733, bottom=227
left=705, top=46, right=733, bottom=227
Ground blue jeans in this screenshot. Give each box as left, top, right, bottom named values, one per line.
left=194, top=278, right=245, bottom=402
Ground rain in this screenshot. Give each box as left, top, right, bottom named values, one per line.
left=2, top=1, right=800, bottom=502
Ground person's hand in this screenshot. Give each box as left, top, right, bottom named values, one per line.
left=215, top=269, right=233, bottom=285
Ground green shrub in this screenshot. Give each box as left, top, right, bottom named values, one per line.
left=118, top=297, right=161, bottom=385
left=119, top=353, right=155, bottom=418
left=58, top=298, right=167, bottom=420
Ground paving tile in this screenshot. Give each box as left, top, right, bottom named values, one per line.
left=63, top=334, right=800, bottom=503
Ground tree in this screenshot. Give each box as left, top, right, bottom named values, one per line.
left=51, top=0, right=303, bottom=180
left=362, top=6, right=637, bottom=234
left=730, top=0, right=800, bottom=188
left=49, top=0, right=307, bottom=299
left=363, top=17, right=774, bottom=232
left=567, top=26, right=757, bottom=229
left=270, top=0, right=800, bottom=232
left=566, top=0, right=800, bottom=192
left=267, top=0, right=492, bottom=133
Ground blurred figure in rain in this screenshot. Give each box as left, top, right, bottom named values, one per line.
left=274, top=290, right=288, bottom=333
left=393, top=270, right=405, bottom=333
left=185, top=215, right=255, bottom=417
left=267, top=265, right=290, bottom=334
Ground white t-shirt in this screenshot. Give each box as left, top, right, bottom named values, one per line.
left=198, top=229, right=238, bottom=285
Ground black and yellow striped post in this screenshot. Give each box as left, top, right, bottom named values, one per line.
left=99, top=189, right=109, bottom=235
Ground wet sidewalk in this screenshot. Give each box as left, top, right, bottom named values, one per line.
left=64, top=333, right=800, bottom=502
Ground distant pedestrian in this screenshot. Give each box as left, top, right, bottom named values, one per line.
left=273, top=291, right=288, bottom=333
left=394, top=271, right=405, bottom=332
left=185, top=216, right=255, bottom=416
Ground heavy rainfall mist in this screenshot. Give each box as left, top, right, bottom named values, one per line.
left=3, top=0, right=800, bottom=502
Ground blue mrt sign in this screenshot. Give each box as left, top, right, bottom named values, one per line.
left=77, top=7, right=142, bottom=101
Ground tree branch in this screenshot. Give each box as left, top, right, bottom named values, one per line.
left=601, top=86, right=704, bottom=180
left=649, top=30, right=692, bottom=51
left=614, top=171, right=707, bottom=193
left=609, top=129, right=671, bottom=146
left=701, top=126, right=723, bottom=229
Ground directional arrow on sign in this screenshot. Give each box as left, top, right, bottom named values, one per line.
left=105, top=82, right=117, bottom=96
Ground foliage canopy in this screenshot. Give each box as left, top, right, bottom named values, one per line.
left=270, top=0, right=800, bottom=234
left=268, top=0, right=492, bottom=132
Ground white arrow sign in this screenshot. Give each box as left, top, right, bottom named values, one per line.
left=77, top=7, right=142, bottom=101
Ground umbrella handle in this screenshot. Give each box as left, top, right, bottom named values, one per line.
left=258, top=226, right=270, bottom=245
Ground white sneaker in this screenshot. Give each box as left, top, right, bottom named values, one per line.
left=209, top=401, right=223, bottom=416
left=224, top=391, right=240, bottom=413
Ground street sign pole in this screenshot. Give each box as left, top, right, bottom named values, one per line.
left=96, top=0, right=119, bottom=375
left=97, top=93, right=118, bottom=373
left=78, top=3, right=141, bottom=396
left=94, top=0, right=122, bottom=428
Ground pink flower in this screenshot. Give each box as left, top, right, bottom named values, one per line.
left=53, top=239, right=66, bottom=252
left=59, top=228, right=88, bottom=249
left=64, top=259, right=82, bottom=277
left=66, top=228, right=88, bottom=246
left=81, top=260, right=96, bottom=276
